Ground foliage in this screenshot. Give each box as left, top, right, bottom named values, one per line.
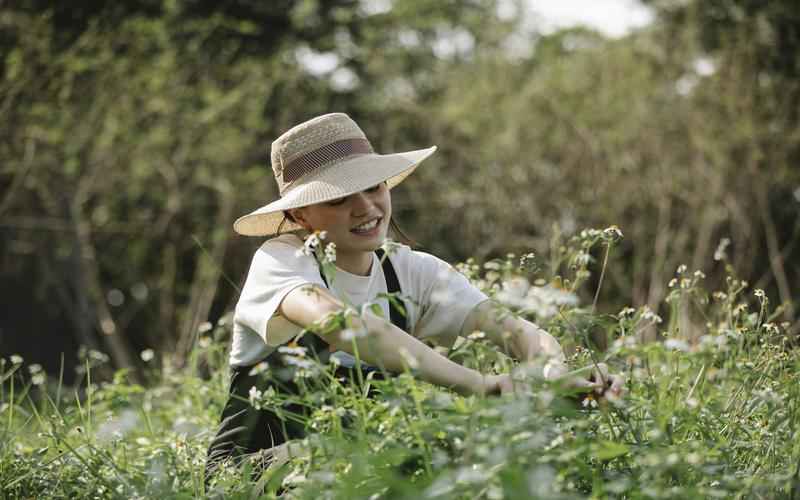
left=2, top=233, right=799, bottom=499
left=1, top=0, right=799, bottom=403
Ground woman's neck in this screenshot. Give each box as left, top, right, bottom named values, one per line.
left=334, top=249, right=373, bottom=276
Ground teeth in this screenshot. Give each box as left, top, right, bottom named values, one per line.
left=353, top=218, right=379, bottom=231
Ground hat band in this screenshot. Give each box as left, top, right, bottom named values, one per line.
left=282, top=138, right=374, bottom=184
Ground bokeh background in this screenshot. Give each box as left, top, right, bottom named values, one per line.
left=1, top=0, right=798, bottom=383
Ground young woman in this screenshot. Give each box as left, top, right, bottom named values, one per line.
left=205, top=113, right=624, bottom=479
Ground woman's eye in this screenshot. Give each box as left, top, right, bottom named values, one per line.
left=365, top=184, right=381, bottom=193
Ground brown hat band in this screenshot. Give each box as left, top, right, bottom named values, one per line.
left=282, top=138, right=374, bottom=185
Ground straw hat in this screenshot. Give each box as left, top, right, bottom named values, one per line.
left=233, top=113, right=437, bottom=236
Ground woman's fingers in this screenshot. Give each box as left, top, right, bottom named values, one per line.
left=581, top=363, right=627, bottom=399
left=606, top=373, right=626, bottom=397
left=567, top=375, right=602, bottom=396
left=482, top=374, right=515, bottom=396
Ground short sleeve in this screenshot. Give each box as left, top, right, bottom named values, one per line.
left=233, top=235, right=325, bottom=345
left=410, top=251, right=489, bottom=348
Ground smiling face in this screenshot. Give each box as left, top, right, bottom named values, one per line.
left=289, top=182, right=391, bottom=273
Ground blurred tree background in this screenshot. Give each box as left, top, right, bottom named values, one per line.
left=1, top=0, right=798, bottom=382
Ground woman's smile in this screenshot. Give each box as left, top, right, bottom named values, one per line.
left=351, top=216, right=382, bottom=236
left=289, top=182, right=392, bottom=275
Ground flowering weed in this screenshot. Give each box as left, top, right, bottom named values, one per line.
left=2, top=229, right=799, bottom=498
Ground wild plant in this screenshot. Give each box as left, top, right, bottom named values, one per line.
left=1, top=228, right=798, bottom=499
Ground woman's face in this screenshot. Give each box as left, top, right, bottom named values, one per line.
left=291, top=182, right=392, bottom=256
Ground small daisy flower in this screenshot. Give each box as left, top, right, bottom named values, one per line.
left=323, top=242, right=337, bottom=263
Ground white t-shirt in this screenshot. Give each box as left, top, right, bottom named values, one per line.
left=229, top=234, right=489, bottom=367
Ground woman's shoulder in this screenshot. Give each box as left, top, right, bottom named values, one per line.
left=259, top=233, right=304, bottom=251
left=248, top=233, right=318, bottom=276
left=252, top=233, right=305, bottom=260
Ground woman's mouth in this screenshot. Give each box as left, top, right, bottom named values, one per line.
left=350, top=217, right=381, bottom=236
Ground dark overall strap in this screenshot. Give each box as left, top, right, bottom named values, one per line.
left=205, top=248, right=408, bottom=478
left=375, top=248, right=407, bottom=332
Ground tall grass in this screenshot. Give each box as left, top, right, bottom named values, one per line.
left=2, top=229, right=799, bottom=499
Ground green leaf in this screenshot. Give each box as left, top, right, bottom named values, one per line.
left=591, top=440, right=629, bottom=461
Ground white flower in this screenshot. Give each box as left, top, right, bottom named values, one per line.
left=31, top=373, right=46, bottom=386
left=198, top=321, right=212, bottom=334
left=282, top=356, right=316, bottom=370
left=10, top=355, right=23, bottom=365
left=249, top=386, right=263, bottom=410
left=574, top=251, right=591, bottom=267
left=496, top=282, right=579, bottom=319
left=676, top=264, right=687, bottom=274
left=494, top=277, right=531, bottom=309
left=467, top=331, right=486, bottom=341
left=340, top=328, right=366, bottom=341
left=28, top=364, right=42, bottom=374
left=580, top=228, right=601, bottom=239
left=248, top=361, right=269, bottom=376
left=664, top=339, right=690, bottom=352
left=641, top=306, right=663, bottom=324
left=278, top=345, right=308, bottom=357
left=96, top=409, right=140, bottom=442
left=602, top=225, right=623, bottom=242
left=140, top=349, right=155, bottom=362
left=754, top=289, right=765, bottom=299
left=714, top=238, right=730, bottom=261
left=323, top=242, right=337, bottom=263
left=519, top=252, right=537, bottom=270
left=296, top=231, right=327, bottom=257
left=525, top=285, right=578, bottom=319
left=88, top=350, right=109, bottom=363
left=699, top=334, right=728, bottom=351
left=380, top=238, right=402, bottom=255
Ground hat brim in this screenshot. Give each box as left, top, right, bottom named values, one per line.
left=233, top=146, right=436, bottom=237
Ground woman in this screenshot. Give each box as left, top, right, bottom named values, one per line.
left=206, top=113, right=623, bottom=480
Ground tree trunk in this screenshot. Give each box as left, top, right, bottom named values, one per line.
left=174, top=185, right=235, bottom=368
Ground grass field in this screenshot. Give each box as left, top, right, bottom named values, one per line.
left=2, top=231, right=799, bottom=499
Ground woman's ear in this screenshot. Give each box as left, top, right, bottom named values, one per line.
left=288, top=208, right=312, bottom=231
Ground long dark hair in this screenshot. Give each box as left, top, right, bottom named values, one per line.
left=277, top=211, right=417, bottom=248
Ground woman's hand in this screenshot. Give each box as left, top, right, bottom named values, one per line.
left=512, top=360, right=626, bottom=401
left=478, top=374, right=517, bottom=396
left=547, top=361, right=626, bottom=400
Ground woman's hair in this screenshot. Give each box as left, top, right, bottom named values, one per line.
left=278, top=210, right=417, bottom=248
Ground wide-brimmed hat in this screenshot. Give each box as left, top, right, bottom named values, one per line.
left=233, top=113, right=436, bottom=236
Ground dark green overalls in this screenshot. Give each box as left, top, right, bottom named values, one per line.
left=205, top=248, right=406, bottom=480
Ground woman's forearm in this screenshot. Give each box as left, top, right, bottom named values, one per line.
left=279, top=284, right=485, bottom=395
left=511, top=320, right=566, bottom=363
left=465, top=300, right=566, bottom=364
left=329, top=313, right=485, bottom=396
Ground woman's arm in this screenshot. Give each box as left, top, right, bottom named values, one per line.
left=278, top=284, right=501, bottom=396
left=462, top=300, right=625, bottom=396
left=462, top=300, right=566, bottom=366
